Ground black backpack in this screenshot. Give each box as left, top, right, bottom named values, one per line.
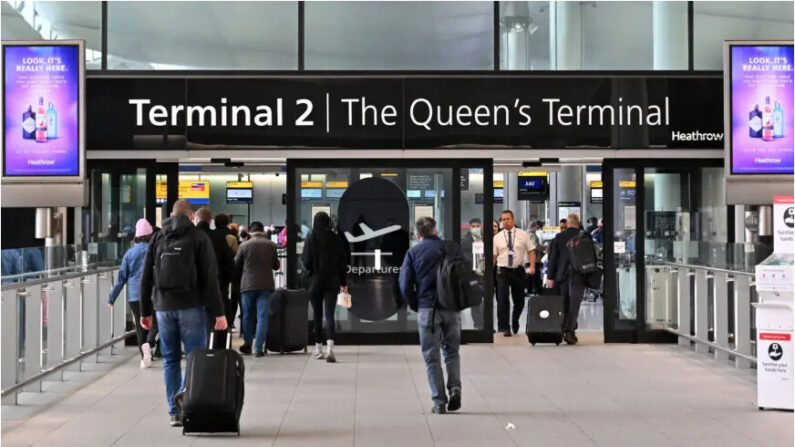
left=435, top=240, right=485, bottom=312
left=566, top=231, right=598, bottom=274
left=154, top=229, right=199, bottom=293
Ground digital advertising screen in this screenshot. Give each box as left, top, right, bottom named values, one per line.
left=729, top=43, right=794, bottom=175
left=3, top=43, right=82, bottom=177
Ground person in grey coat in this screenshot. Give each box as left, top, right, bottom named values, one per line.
left=234, top=221, right=280, bottom=357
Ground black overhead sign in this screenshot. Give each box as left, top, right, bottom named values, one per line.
left=87, top=75, right=724, bottom=150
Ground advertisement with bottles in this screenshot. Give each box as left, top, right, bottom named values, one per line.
left=730, top=43, right=794, bottom=175
left=3, top=43, right=81, bottom=177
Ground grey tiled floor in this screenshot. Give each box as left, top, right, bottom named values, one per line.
left=2, top=334, right=792, bottom=447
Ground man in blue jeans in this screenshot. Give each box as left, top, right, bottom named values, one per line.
left=140, top=199, right=227, bottom=427
left=399, top=216, right=462, bottom=415
left=234, top=221, right=280, bottom=357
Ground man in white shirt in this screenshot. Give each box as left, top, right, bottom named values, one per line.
left=493, top=210, right=537, bottom=336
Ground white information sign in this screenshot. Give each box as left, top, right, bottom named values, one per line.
left=773, top=196, right=794, bottom=254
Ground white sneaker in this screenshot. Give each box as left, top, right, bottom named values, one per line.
left=313, top=350, right=325, bottom=360
left=141, top=343, right=152, bottom=368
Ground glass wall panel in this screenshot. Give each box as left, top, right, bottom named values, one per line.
left=500, top=1, right=551, bottom=70
left=613, top=169, right=638, bottom=322
left=580, top=2, right=654, bottom=69
left=1, top=1, right=102, bottom=68
left=460, top=168, right=486, bottom=330
left=177, top=173, right=286, bottom=229
left=107, top=1, right=298, bottom=69
left=293, top=166, right=465, bottom=336
left=306, top=1, right=493, bottom=70
left=694, top=1, right=795, bottom=70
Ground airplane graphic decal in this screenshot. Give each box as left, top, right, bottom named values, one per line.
left=344, top=223, right=401, bottom=243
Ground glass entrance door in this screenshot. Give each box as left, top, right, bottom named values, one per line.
left=288, top=159, right=493, bottom=344
left=85, top=160, right=158, bottom=264
left=603, top=160, right=726, bottom=343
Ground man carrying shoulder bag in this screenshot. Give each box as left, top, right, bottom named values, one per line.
left=140, top=199, right=227, bottom=427
left=399, top=217, right=484, bottom=415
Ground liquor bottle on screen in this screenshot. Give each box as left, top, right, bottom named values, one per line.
left=773, top=101, right=784, bottom=138
left=22, top=105, right=36, bottom=139
left=46, top=102, right=58, bottom=139
left=35, top=97, right=48, bottom=142
left=748, top=104, right=762, bottom=138
left=762, top=96, right=774, bottom=142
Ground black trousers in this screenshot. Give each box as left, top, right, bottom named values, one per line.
left=228, top=282, right=240, bottom=328
left=310, top=288, right=337, bottom=342
left=560, top=274, right=586, bottom=333
left=496, top=267, right=526, bottom=331
left=526, top=263, right=543, bottom=295
left=129, top=302, right=158, bottom=357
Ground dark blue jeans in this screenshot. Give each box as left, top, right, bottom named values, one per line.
left=242, top=289, right=271, bottom=353
left=156, top=307, right=208, bottom=416
left=417, top=308, right=462, bottom=406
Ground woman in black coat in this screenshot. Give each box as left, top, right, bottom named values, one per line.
left=301, top=211, right=348, bottom=363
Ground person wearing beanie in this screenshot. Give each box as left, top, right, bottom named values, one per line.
left=108, top=218, right=158, bottom=369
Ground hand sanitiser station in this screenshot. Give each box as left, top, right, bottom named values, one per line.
left=753, top=195, right=794, bottom=411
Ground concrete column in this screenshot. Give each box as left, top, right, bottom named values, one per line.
left=550, top=2, right=582, bottom=70
left=556, top=166, right=584, bottom=221
left=653, top=1, right=688, bottom=70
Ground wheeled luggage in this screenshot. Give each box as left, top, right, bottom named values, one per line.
left=180, top=331, right=245, bottom=436
left=266, top=288, right=309, bottom=354
left=525, top=292, right=564, bottom=346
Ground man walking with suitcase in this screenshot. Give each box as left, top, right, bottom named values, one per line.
left=234, top=221, right=280, bottom=357
left=547, top=213, right=589, bottom=345
left=399, top=217, right=462, bottom=415
left=195, top=207, right=235, bottom=349
left=493, top=210, right=537, bottom=336
left=140, top=199, right=228, bottom=427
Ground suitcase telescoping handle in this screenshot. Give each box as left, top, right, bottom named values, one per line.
left=209, top=330, right=233, bottom=350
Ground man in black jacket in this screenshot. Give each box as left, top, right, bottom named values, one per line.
left=140, top=199, right=227, bottom=427
left=546, top=213, right=588, bottom=345
left=195, top=207, right=235, bottom=348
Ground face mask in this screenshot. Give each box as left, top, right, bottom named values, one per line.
left=471, top=227, right=482, bottom=238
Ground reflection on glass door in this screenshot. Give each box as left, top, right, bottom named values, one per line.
left=294, top=166, right=453, bottom=334
left=288, top=161, right=504, bottom=344
left=643, top=170, right=689, bottom=330
left=87, top=163, right=155, bottom=266
left=613, top=169, right=637, bottom=323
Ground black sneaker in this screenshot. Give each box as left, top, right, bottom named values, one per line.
left=255, top=351, right=265, bottom=358
left=431, top=404, right=447, bottom=414
left=169, top=414, right=182, bottom=427
left=564, top=332, right=578, bottom=345
left=239, top=344, right=252, bottom=355
left=447, top=388, right=462, bottom=412
left=511, top=321, right=520, bottom=334
left=502, top=330, right=512, bottom=337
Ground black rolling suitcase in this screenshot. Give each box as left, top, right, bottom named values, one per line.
left=179, top=331, right=245, bottom=436
left=525, top=291, right=564, bottom=346
left=266, top=288, right=309, bottom=354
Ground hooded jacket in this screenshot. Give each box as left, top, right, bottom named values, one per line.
left=140, top=214, right=224, bottom=317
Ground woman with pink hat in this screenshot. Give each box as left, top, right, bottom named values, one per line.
left=108, top=218, right=158, bottom=368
